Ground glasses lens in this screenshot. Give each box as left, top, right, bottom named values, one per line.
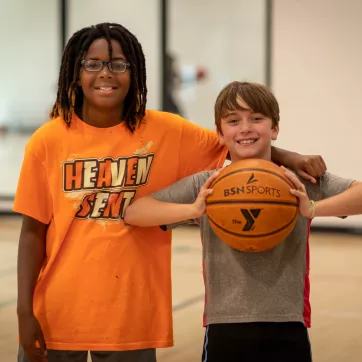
left=84, top=60, right=102, bottom=71
left=110, top=61, right=127, bottom=73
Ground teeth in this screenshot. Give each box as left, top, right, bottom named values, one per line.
left=99, top=87, right=112, bottom=90
left=238, top=139, right=256, bottom=145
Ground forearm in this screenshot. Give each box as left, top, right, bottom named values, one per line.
left=124, top=196, right=198, bottom=227
left=315, top=181, right=362, bottom=217
left=271, top=146, right=298, bottom=167
left=17, top=218, right=47, bottom=316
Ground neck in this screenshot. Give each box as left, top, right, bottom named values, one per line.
left=80, top=103, right=124, bottom=128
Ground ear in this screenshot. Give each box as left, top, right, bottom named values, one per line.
left=217, top=129, right=225, bottom=145
left=271, top=124, right=279, bottom=141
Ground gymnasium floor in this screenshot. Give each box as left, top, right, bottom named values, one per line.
left=1, top=217, right=362, bottom=362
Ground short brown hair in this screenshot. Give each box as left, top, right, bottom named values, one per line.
left=214, top=81, right=280, bottom=132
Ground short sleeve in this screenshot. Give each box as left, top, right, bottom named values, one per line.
left=13, top=145, right=53, bottom=225
left=304, top=171, right=355, bottom=220
left=178, top=118, right=227, bottom=180
left=152, top=170, right=213, bottom=230
left=152, top=170, right=212, bottom=204
left=319, top=172, right=355, bottom=199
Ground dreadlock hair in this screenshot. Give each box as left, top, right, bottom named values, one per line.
left=50, top=22, right=147, bottom=132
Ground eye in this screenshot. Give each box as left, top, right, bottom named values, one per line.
left=111, top=61, right=128, bottom=72
left=251, top=116, right=264, bottom=122
left=84, top=60, right=101, bottom=70
left=227, top=119, right=239, bottom=125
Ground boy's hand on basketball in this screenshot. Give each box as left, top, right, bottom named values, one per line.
left=292, top=154, right=326, bottom=184
left=18, top=313, right=47, bottom=362
left=281, top=166, right=314, bottom=218
left=192, top=171, right=220, bottom=217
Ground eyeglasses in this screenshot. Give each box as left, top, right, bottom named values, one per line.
left=81, top=59, right=130, bottom=73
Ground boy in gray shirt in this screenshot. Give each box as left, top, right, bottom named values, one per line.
left=124, top=82, right=362, bottom=362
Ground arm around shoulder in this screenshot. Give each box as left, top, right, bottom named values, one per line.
left=271, top=146, right=327, bottom=182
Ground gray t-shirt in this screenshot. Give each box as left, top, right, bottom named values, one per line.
left=152, top=170, right=354, bottom=325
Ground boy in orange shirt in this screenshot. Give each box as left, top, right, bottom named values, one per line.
left=14, top=23, right=326, bottom=362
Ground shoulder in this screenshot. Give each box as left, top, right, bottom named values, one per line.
left=181, top=169, right=219, bottom=192
left=153, top=169, right=219, bottom=203
left=25, top=117, right=68, bottom=160
left=27, top=117, right=67, bottom=144
left=144, top=109, right=183, bottom=129
left=318, top=171, right=355, bottom=198
left=300, top=171, right=354, bottom=200
left=192, top=169, right=219, bottom=183
left=143, top=109, right=211, bottom=134
left=172, top=169, right=219, bottom=190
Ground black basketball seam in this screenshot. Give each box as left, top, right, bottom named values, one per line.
left=211, top=167, right=295, bottom=190
left=208, top=208, right=299, bottom=238
left=206, top=200, right=298, bottom=207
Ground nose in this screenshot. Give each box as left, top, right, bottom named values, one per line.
left=100, top=62, right=113, bottom=78
left=238, top=119, right=252, bottom=133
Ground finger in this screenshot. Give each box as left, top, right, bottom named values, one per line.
left=202, top=189, right=214, bottom=197
left=199, top=189, right=214, bottom=202
left=319, top=156, right=327, bottom=172
left=290, top=189, right=307, bottom=199
left=24, top=346, right=41, bottom=362
left=297, top=170, right=316, bottom=184
left=304, top=162, right=318, bottom=178
left=37, top=333, right=47, bottom=356
left=283, top=168, right=306, bottom=190
left=202, top=171, right=220, bottom=190
left=316, top=157, right=327, bottom=176
left=308, top=157, right=324, bottom=178
left=35, top=349, right=47, bottom=362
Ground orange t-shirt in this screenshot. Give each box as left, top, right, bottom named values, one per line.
left=13, top=110, right=227, bottom=351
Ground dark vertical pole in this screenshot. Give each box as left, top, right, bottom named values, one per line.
left=265, top=0, right=272, bottom=87
left=161, top=0, right=168, bottom=110
left=60, top=0, right=67, bottom=53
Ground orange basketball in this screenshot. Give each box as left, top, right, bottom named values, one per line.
left=205, top=159, right=299, bottom=252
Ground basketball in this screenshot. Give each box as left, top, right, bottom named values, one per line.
left=205, top=159, right=299, bottom=252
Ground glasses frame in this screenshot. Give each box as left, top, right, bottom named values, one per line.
left=81, top=59, right=131, bottom=73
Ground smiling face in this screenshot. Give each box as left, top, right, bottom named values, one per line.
left=214, top=82, right=280, bottom=163
left=79, top=38, right=131, bottom=114
left=218, top=96, right=279, bottom=162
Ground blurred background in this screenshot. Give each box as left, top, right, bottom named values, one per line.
left=1, top=0, right=362, bottom=361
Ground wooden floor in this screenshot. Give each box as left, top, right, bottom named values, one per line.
left=1, top=216, right=362, bottom=362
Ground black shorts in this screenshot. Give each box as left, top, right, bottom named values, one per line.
left=202, top=322, right=312, bottom=362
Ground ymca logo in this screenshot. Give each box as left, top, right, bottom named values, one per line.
left=247, top=173, right=258, bottom=185
left=240, top=208, right=262, bottom=231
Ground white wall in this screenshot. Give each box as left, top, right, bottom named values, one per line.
left=169, top=0, right=267, bottom=129
left=272, top=0, right=362, bottom=228
left=68, top=0, right=161, bottom=111
left=0, top=0, right=160, bottom=130
left=0, top=0, right=60, bottom=129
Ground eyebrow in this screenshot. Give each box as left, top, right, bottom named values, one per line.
left=224, top=111, right=238, bottom=117
left=224, top=109, right=251, bottom=117
left=86, top=56, right=127, bottom=62
left=112, top=56, right=127, bottom=61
